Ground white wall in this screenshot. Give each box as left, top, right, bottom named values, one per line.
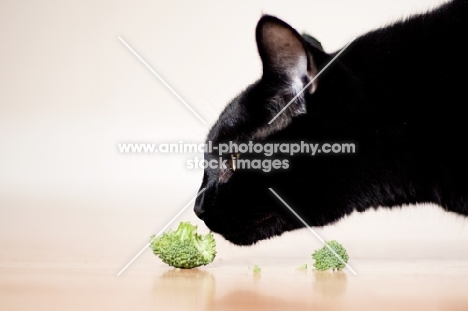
left=1, top=0, right=465, bottom=262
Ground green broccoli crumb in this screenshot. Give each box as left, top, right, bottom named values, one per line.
left=297, top=264, right=308, bottom=270
left=312, top=240, right=349, bottom=271
left=252, top=265, right=261, bottom=274
left=150, top=221, right=216, bottom=269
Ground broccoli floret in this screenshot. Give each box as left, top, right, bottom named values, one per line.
left=312, top=240, right=349, bottom=271
left=150, top=222, right=216, bottom=269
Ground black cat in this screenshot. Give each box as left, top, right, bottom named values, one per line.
left=194, top=0, right=468, bottom=245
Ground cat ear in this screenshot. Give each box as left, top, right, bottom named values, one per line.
left=256, top=15, right=318, bottom=93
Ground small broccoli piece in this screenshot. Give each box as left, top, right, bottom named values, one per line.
left=296, top=264, right=308, bottom=271
left=252, top=265, right=261, bottom=274
left=150, top=222, right=216, bottom=269
left=312, top=240, right=349, bottom=271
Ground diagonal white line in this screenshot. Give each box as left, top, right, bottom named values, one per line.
left=268, top=188, right=357, bottom=275
left=118, top=36, right=207, bottom=125
left=117, top=188, right=206, bottom=276
left=268, top=38, right=355, bottom=124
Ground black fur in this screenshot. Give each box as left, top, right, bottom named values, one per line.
left=194, top=0, right=468, bottom=245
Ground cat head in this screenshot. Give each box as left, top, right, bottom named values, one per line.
left=194, top=15, right=361, bottom=245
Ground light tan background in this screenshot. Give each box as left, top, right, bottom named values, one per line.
left=1, top=0, right=466, bottom=276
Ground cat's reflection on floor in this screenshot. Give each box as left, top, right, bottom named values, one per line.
left=150, top=267, right=348, bottom=310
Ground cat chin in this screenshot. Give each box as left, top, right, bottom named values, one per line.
left=218, top=228, right=283, bottom=246
left=205, top=213, right=294, bottom=246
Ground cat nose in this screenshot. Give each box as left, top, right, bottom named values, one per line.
left=194, top=194, right=206, bottom=220
left=194, top=208, right=205, bottom=220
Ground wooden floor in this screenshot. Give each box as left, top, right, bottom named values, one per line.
left=2, top=259, right=468, bottom=311
left=1, top=197, right=468, bottom=311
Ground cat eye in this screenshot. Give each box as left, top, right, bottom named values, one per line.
left=218, top=153, right=239, bottom=184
